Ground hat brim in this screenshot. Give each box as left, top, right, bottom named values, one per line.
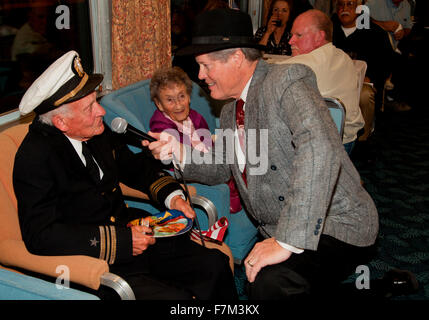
left=175, top=43, right=266, bottom=56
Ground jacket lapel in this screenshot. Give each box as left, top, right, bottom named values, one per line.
left=227, top=61, right=269, bottom=197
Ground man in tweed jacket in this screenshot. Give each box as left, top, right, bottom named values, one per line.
left=147, top=8, right=379, bottom=299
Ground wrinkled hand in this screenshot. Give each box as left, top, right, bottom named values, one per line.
left=244, top=238, right=292, bottom=283
left=170, top=195, right=196, bottom=220
left=131, top=225, right=156, bottom=256
left=142, top=131, right=183, bottom=163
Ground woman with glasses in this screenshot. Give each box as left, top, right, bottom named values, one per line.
left=149, top=66, right=243, bottom=213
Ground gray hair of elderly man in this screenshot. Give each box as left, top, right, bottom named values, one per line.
left=38, top=103, right=72, bottom=126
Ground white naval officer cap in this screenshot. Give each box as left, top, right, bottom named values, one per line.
left=19, top=50, right=103, bottom=115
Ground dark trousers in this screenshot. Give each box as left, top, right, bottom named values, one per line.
left=99, top=234, right=237, bottom=300
left=247, top=235, right=376, bottom=300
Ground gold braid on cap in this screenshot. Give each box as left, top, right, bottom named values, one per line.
left=53, top=56, right=89, bottom=107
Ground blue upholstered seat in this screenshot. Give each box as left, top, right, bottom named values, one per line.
left=0, top=268, right=99, bottom=300
left=100, top=79, right=258, bottom=263
left=325, top=97, right=346, bottom=139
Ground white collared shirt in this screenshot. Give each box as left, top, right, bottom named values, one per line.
left=66, top=136, right=104, bottom=180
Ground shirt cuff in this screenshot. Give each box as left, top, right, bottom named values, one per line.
left=165, top=190, right=186, bottom=208
left=276, top=240, right=304, bottom=254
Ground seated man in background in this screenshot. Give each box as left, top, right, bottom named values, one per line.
left=13, top=50, right=236, bottom=300
left=280, top=9, right=365, bottom=155
left=149, top=66, right=243, bottom=213
left=365, top=0, right=414, bottom=111
left=11, top=5, right=64, bottom=89
left=365, top=0, right=412, bottom=52
left=11, top=5, right=61, bottom=62
left=332, top=0, right=393, bottom=142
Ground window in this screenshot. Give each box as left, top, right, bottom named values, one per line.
left=0, top=0, right=93, bottom=115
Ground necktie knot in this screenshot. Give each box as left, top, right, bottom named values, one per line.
left=236, top=99, right=245, bottom=128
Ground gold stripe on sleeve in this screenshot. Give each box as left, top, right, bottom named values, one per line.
left=109, top=225, right=117, bottom=265
left=99, top=226, right=106, bottom=261
left=149, top=176, right=177, bottom=202
left=105, top=225, right=111, bottom=263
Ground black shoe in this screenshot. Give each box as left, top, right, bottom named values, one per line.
left=382, top=269, right=419, bottom=298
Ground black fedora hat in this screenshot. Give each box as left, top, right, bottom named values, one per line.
left=175, top=8, right=265, bottom=56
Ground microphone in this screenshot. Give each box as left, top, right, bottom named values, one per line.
left=111, top=117, right=156, bottom=142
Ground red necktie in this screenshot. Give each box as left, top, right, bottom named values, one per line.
left=236, top=99, right=247, bottom=186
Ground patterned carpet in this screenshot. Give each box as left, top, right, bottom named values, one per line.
left=352, top=106, right=429, bottom=300
left=234, top=106, right=429, bottom=300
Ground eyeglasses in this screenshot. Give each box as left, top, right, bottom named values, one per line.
left=160, top=93, right=188, bottom=106
left=337, top=1, right=357, bottom=9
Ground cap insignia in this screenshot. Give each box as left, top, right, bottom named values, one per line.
left=73, top=56, right=85, bottom=78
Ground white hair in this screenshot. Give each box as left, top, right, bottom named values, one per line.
left=38, top=103, right=72, bottom=126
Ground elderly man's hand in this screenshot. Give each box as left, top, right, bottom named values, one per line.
left=131, top=225, right=156, bottom=256
left=170, top=195, right=196, bottom=220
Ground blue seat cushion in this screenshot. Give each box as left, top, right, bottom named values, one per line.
left=0, top=268, right=99, bottom=300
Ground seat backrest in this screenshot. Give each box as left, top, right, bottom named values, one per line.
left=0, top=123, right=29, bottom=242
left=325, top=97, right=346, bottom=139
left=100, top=79, right=218, bottom=135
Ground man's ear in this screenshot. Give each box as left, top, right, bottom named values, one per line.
left=52, top=114, right=68, bottom=132
left=317, top=30, right=327, bottom=46
left=231, top=48, right=245, bottom=68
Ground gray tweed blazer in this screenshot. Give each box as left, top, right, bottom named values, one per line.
left=184, top=60, right=379, bottom=251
